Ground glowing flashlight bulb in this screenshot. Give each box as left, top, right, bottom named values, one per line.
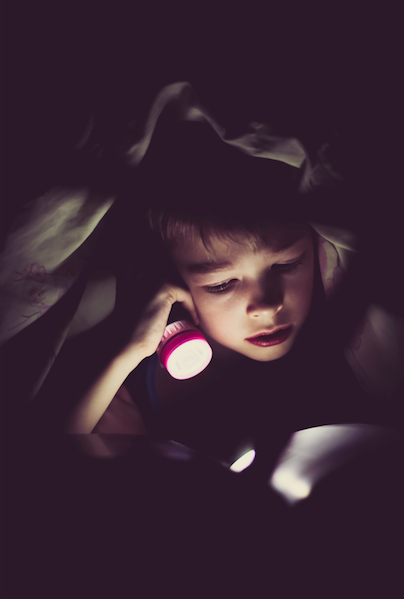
left=157, top=321, right=213, bottom=380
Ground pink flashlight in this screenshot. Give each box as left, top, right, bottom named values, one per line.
left=156, top=320, right=213, bottom=380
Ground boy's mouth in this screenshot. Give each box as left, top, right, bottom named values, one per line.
left=246, top=326, right=292, bottom=347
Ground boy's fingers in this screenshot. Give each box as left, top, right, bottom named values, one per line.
left=145, top=284, right=199, bottom=327
left=180, top=294, right=199, bottom=327
left=166, top=285, right=199, bottom=326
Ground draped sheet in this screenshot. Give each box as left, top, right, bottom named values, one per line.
left=1, top=82, right=403, bottom=402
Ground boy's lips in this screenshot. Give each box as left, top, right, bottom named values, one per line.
left=245, top=325, right=292, bottom=347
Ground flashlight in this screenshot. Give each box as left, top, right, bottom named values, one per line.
left=157, top=320, right=213, bottom=380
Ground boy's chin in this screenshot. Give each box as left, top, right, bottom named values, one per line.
left=243, top=351, right=291, bottom=362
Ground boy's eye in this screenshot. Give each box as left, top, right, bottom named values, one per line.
left=205, top=279, right=237, bottom=294
left=272, top=257, right=304, bottom=273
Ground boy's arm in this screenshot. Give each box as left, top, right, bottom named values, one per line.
left=65, top=283, right=198, bottom=434
left=65, top=349, right=144, bottom=434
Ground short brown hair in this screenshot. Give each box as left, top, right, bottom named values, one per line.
left=146, top=205, right=307, bottom=255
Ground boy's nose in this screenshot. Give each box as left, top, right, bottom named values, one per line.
left=246, top=279, right=284, bottom=318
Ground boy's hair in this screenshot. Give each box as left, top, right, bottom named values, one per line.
left=146, top=205, right=307, bottom=255
left=137, top=120, right=308, bottom=253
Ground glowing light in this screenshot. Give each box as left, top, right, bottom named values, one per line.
left=268, top=424, right=392, bottom=506
left=270, top=468, right=312, bottom=505
left=230, top=449, right=256, bottom=472
left=166, top=338, right=212, bottom=380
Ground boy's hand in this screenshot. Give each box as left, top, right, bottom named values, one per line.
left=119, top=283, right=199, bottom=362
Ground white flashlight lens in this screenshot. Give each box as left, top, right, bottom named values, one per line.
left=166, top=339, right=213, bottom=380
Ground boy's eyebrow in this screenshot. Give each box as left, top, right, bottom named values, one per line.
left=185, top=260, right=234, bottom=274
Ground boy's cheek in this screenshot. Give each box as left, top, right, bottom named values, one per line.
left=192, top=301, right=211, bottom=333
left=195, top=306, right=222, bottom=337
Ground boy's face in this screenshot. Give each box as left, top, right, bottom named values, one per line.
left=170, top=224, right=315, bottom=362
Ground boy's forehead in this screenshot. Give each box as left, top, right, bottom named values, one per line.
left=170, top=223, right=309, bottom=267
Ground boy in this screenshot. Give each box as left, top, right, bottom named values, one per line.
left=66, top=121, right=373, bottom=465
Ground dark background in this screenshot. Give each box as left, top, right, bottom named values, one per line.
left=2, top=1, right=401, bottom=221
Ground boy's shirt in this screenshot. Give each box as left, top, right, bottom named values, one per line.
left=93, top=335, right=388, bottom=467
